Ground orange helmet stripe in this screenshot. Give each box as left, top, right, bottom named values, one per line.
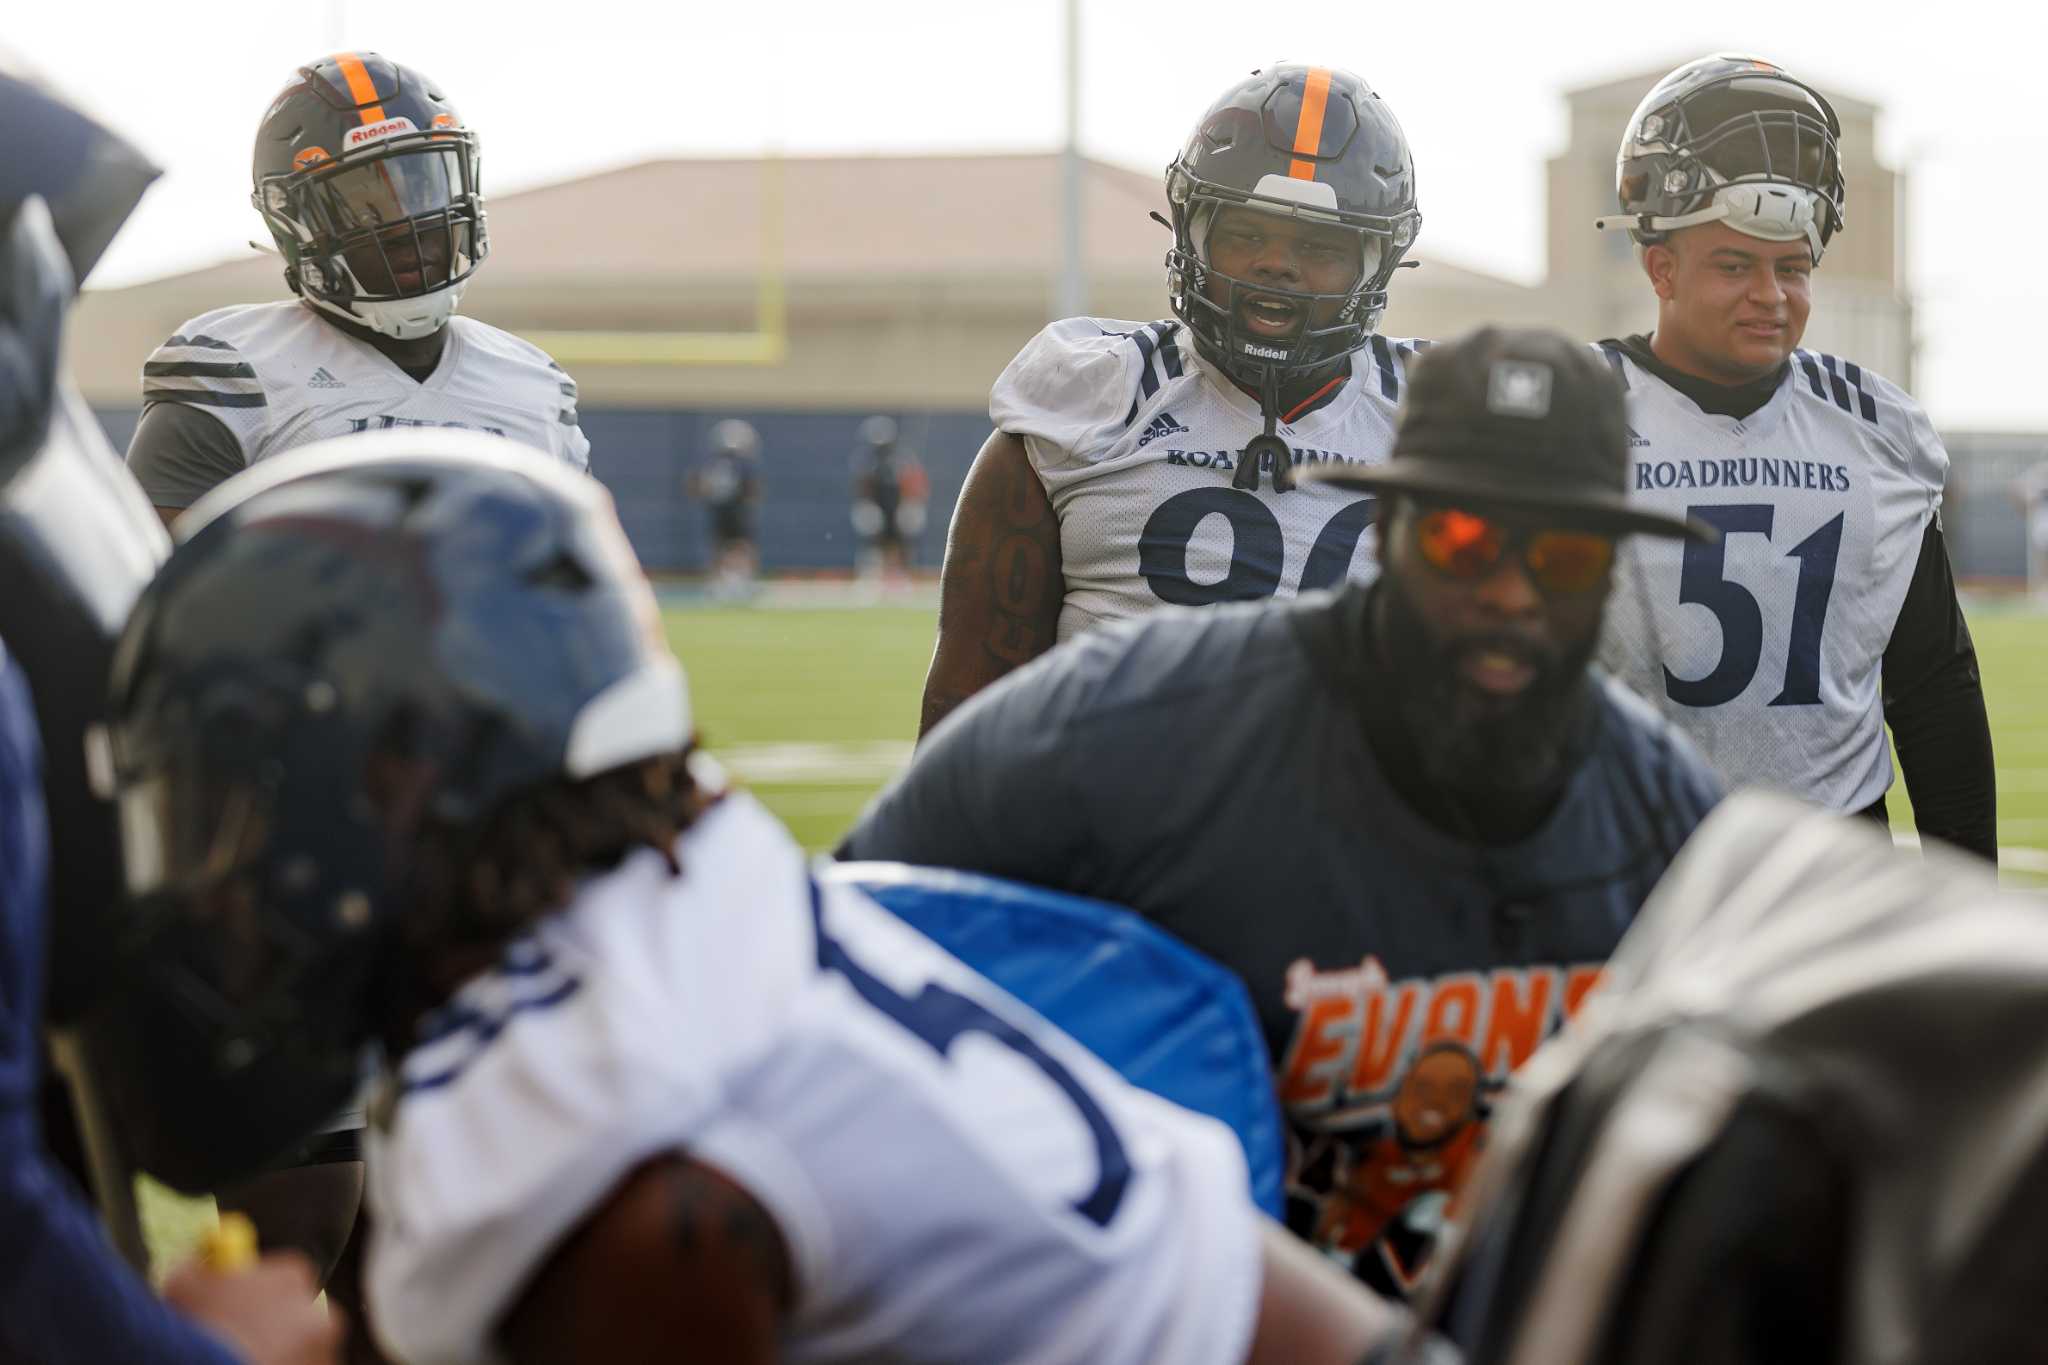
left=330, top=52, right=388, bottom=124
left=1287, top=67, right=1334, bottom=180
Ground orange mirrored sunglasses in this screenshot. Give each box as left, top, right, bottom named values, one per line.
left=1413, top=506, right=1616, bottom=594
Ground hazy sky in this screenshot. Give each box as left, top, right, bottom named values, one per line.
left=12, top=0, right=2041, bottom=428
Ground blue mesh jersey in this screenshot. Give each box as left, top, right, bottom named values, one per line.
left=842, top=585, right=1723, bottom=1296
left=368, top=795, right=1264, bottom=1365
left=1596, top=345, right=1948, bottom=811
left=992, top=318, right=1426, bottom=642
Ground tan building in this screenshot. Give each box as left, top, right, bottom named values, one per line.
left=68, top=150, right=1538, bottom=412
left=70, top=63, right=1909, bottom=412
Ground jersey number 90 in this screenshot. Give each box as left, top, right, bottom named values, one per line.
left=1140, top=488, right=1377, bottom=605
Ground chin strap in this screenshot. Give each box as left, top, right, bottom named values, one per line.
left=1235, top=365, right=1295, bottom=493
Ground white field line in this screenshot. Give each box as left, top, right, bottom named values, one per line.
left=720, top=740, right=915, bottom=785
left=1893, top=831, right=2048, bottom=880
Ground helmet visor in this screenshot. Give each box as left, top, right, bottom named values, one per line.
left=302, top=144, right=469, bottom=236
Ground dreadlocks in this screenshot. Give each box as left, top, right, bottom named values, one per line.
left=392, top=746, right=723, bottom=1029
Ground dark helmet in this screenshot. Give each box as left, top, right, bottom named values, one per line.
left=858, top=415, right=899, bottom=451
left=1164, top=64, right=1421, bottom=398
left=1419, top=794, right=2045, bottom=1365
left=1594, top=54, right=1845, bottom=264
left=83, top=432, right=689, bottom=1190
left=709, top=418, right=761, bottom=461
left=0, top=70, right=169, bottom=1023
left=252, top=53, right=486, bottom=340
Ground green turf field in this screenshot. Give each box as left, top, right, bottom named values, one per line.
left=673, top=594, right=2048, bottom=878
left=136, top=592, right=2048, bottom=1280
left=668, top=601, right=936, bottom=851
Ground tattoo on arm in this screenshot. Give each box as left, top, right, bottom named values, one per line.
left=919, top=432, right=1064, bottom=738
left=498, top=1155, right=792, bottom=1365
left=669, top=1160, right=796, bottom=1312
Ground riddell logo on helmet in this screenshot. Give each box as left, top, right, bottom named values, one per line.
left=1241, top=342, right=1290, bottom=360
left=344, top=116, right=418, bottom=149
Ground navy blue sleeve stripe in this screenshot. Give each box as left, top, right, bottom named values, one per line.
left=557, top=408, right=579, bottom=426
left=1122, top=393, right=1141, bottom=426
left=1797, top=352, right=1828, bottom=399
left=1146, top=320, right=1184, bottom=380
left=1370, top=334, right=1399, bottom=400
left=1596, top=342, right=1629, bottom=388
left=557, top=380, right=577, bottom=397
left=143, top=386, right=266, bottom=408
left=143, top=359, right=256, bottom=379
left=1819, top=353, right=1854, bottom=413
left=399, top=978, right=583, bottom=1095
left=1129, top=326, right=1161, bottom=400
left=1841, top=359, right=1879, bottom=422
left=162, top=332, right=236, bottom=351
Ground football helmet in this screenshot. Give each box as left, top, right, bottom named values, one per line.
left=1165, top=65, right=1421, bottom=398
left=84, top=431, right=689, bottom=1190
left=1421, top=793, right=2039, bottom=1365
left=709, top=418, right=761, bottom=461
left=252, top=53, right=486, bottom=340
left=1594, top=55, right=1845, bottom=264
left=858, top=414, right=899, bottom=451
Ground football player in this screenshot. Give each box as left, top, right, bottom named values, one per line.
left=687, top=418, right=764, bottom=597
left=918, top=63, right=1425, bottom=737
left=1418, top=791, right=2034, bottom=1364
left=125, top=52, right=590, bottom=531
left=85, top=432, right=1424, bottom=1365
left=122, top=49, right=593, bottom=1314
left=1591, top=55, right=1995, bottom=859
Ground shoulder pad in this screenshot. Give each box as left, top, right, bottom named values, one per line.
left=1791, top=350, right=1947, bottom=494
left=142, top=306, right=269, bottom=413
left=991, top=317, right=1186, bottom=467
left=1359, top=334, right=1435, bottom=404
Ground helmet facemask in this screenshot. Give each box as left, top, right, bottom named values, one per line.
left=256, top=127, right=486, bottom=340
left=1167, top=160, right=1414, bottom=392
left=1166, top=161, right=1416, bottom=490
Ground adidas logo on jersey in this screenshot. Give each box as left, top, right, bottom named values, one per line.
left=1136, top=411, right=1191, bottom=448
left=307, top=367, right=345, bottom=389
left=1627, top=425, right=1650, bottom=448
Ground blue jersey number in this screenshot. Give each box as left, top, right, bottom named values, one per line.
left=810, top=884, right=1132, bottom=1228
left=1665, top=503, right=1845, bottom=708
left=1140, top=488, right=1377, bottom=606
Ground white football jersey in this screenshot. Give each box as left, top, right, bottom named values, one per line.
left=140, top=301, right=590, bottom=471
left=1597, top=346, right=1948, bottom=811
left=993, top=318, right=1418, bottom=642
left=365, top=794, right=1261, bottom=1365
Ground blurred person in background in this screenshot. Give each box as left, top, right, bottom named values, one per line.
left=1591, top=54, right=1994, bottom=862
left=687, top=418, right=763, bottom=598
left=850, top=414, right=928, bottom=588
left=0, top=63, right=340, bottom=1365
left=917, top=64, right=1425, bottom=739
